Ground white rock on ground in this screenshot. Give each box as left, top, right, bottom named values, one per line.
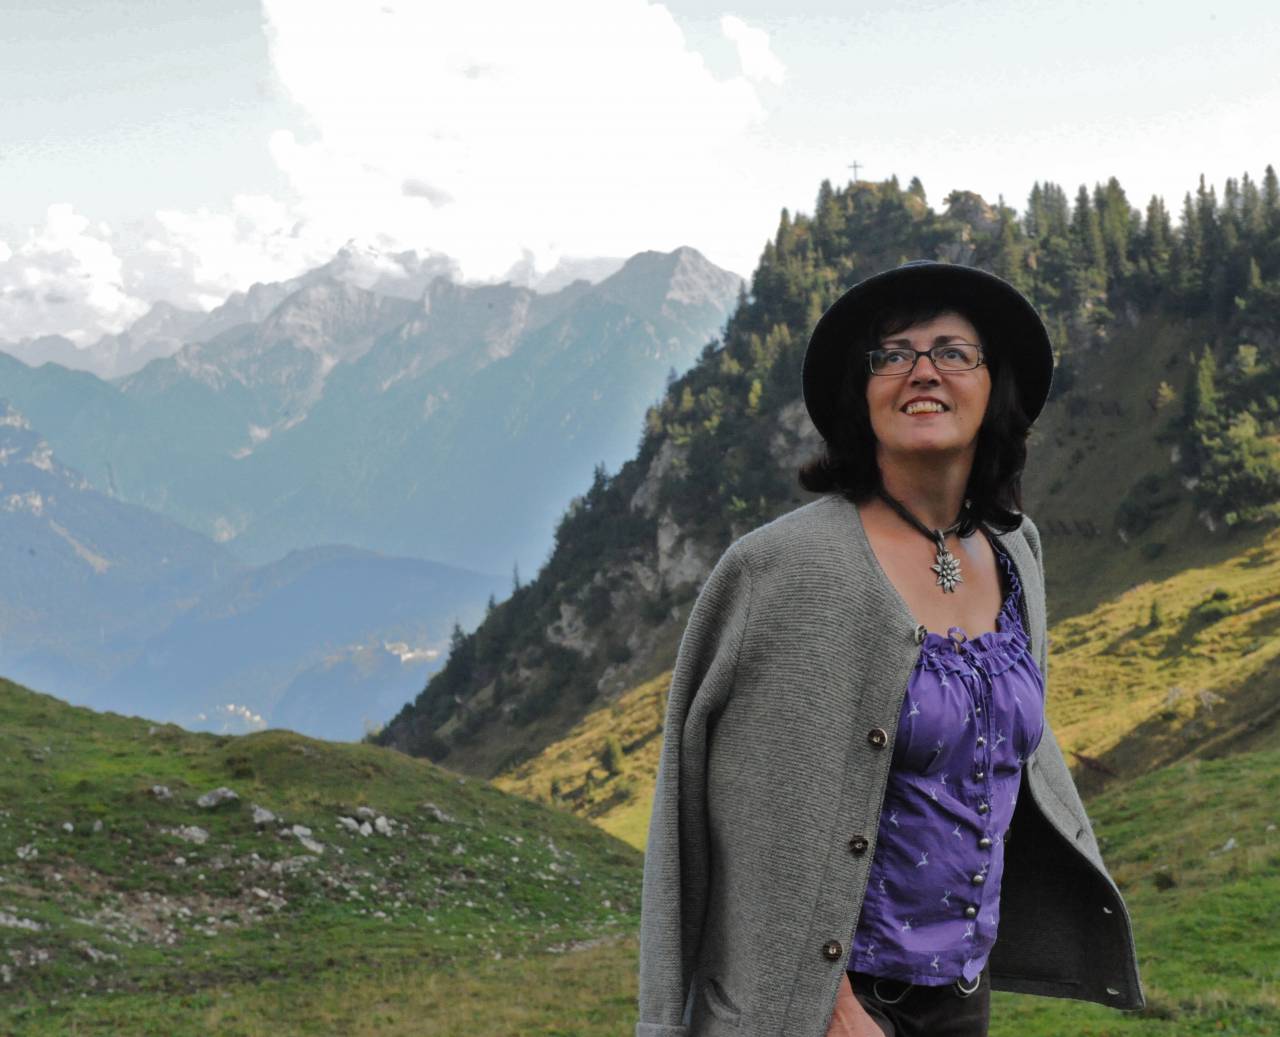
left=298, top=836, right=325, bottom=855
left=151, top=785, right=173, bottom=800
left=337, top=816, right=361, bottom=833
left=355, top=806, right=376, bottom=820
left=252, top=805, right=277, bottom=826
left=196, top=787, right=239, bottom=808
left=374, top=816, right=392, bottom=836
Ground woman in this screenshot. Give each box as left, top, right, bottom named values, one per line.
left=635, top=261, right=1142, bottom=1037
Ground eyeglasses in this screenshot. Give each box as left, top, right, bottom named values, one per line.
left=866, top=342, right=985, bottom=377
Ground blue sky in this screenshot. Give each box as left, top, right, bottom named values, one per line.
left=2, top=0, right=1276, bottom=345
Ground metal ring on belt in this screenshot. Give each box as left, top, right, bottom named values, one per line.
left=870, top=978, right=912, bottom=1005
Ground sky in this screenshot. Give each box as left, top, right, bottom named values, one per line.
left=1, top=0, right=1276, bottom=347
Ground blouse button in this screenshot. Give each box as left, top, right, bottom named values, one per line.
left=822, top=940, right=843, bottom=961
left=976, top=736, right=986, bottom=747
left=867, top=728, right=888, bottom=749
left=975, top=771, right=985, bottom=780
left=972, top=873, right=986, bottom=885
left=964, top=906, right=978, bottom=919
left=978, top=836, right=993, bottom=849
left=977, top=802, right=990, bottom=815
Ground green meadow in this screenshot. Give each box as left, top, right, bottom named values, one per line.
left=6, top=510, right=1280, bottom=1037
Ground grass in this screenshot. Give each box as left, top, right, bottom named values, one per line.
left=493, top=672, right=667, bottom=851
left=0, top=678, right=641, bottom=1035
left=7, top=496, right=1280, bottom=1029
left=6, top=614, right=1280, bottom=1035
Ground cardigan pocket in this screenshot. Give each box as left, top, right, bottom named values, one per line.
left=696, top=975, right=742, bottom=1028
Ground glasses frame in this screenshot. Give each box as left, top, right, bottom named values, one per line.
left=865, top=342, right=986, bottom=378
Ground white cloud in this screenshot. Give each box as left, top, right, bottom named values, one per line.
left=254, top=0, right=777, bottom=279
left=720, top=15, right=786, bottom=85
left=5, top=1, right=790, bottom=344
left=0, top=204, right=148, bottom=345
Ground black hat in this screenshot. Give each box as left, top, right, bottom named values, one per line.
left=801, top=260, right=1054, bottom=443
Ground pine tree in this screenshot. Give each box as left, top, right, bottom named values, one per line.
left=1141, top=195, right=1171, bottom=277
left=1093, top=177, right=1134, bottom=278
left=1069, top=185, right=1108, bottom=308
left=1240, top=173, right=1263, bottom=235
left=1264, top=165, right=1280, bottom=226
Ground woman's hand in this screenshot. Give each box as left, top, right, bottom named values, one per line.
left=825, top=973, right=888, bottom=1037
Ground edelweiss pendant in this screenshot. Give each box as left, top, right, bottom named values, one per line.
left=932, top=547, right=963, bottom=593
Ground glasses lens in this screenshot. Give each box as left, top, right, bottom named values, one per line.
left=869, top=348, right=914, bottom=375
left=933, top=344, right=980, bottom=371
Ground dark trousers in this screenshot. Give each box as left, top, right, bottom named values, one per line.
left=847, top=969, right=990, bottom=1037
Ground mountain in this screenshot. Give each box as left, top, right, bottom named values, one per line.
left=0, top=246, right=742, bottom=575
left=0, top=397, right=233, bottom=700
left=98, top=544, right=504, bottom=736
left=375, top=170, right=1280, bottom=778
left=0, top=333, right=95, bottom=372
left=0, top=401, right=506, bottom=738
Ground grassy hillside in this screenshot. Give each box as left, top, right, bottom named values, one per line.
left=1048, top=524, right=1280, bottom=793
left=508, top=746, right=1280, bottom=1035
left=494, top=672, right=668, bottom=850
left=4, top=669, right=1278, bottom=1035
left=497, top=517, right=1280, bottom=853
left=0, top=678, right=640, bottom=1035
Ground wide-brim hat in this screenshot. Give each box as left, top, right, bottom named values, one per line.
left=801, top=260, right=1054, bottom=443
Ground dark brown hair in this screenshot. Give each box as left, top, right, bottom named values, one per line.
left=797, top=298, right=1030, bottom=533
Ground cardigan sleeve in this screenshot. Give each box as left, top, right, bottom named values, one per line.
left=636, top=540, right=754, bottom=1037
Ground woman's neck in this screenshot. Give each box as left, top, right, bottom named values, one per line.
left=876, top=456, right=972, bottom=531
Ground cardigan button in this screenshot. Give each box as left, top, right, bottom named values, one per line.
left=913, top=623, right=927, bottom=644
left=867, top=728, right=888, bottom=749
left=821, top=940, right=843, bottom=961
left=848, top=835, right=869, bottom=855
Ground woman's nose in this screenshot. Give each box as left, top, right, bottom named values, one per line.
left=910, top=354, right=942, bottom=382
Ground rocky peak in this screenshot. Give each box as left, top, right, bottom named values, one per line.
left=409, top=277, right=539, bottom=365
left=595, top=246, right=742, bottom=321
left=259, top=277, right=413, bottom=359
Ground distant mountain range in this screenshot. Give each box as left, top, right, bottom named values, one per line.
left=1, top=245, right=741, bottom=576
left=0, top=399, right=503, bottom=739
left=0, top=244, right=740, bottom=738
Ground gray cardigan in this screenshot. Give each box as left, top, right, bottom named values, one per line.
left=637, top=493, right=1143, bottom=1037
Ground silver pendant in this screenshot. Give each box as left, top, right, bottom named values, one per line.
left=932, top=546, right=963, bottom=593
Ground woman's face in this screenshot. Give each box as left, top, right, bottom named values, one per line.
left=864, top=310, right=992, bottom=465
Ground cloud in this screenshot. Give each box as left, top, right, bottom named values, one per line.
left=255, top=0, right=777, bottom=279
left=7, top=1, right=790, bottom=344
left=720, top=15, right=786, bottom=85
left=0, top=205, right=148, bottom=345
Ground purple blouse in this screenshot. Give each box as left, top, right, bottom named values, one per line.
left=849, top=542, right=1045, bottom=985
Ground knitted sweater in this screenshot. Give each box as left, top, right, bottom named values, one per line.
left=636, top=493, right=1143, bottom=1037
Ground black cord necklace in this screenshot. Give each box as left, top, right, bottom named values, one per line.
left=877, top=489, right=972, bottom=593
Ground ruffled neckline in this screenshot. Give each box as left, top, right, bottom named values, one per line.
left=917, top=544, right=1028, bottom=676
